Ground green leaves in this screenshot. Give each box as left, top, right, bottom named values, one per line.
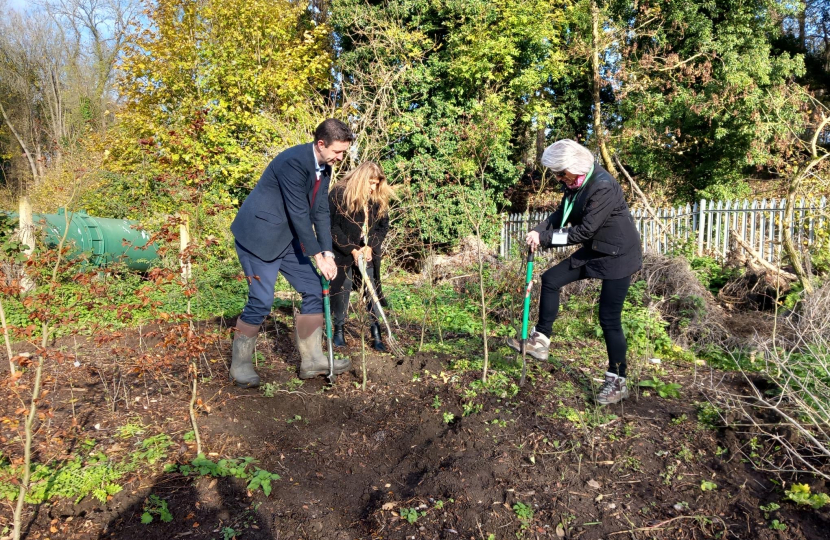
left=332, top=0, right=568, bottom=247
left=399, top=507, right=423, bottom=524
left=173, top=454, right=281, bottom=496
left=785, top=483, right=830, bottom=509
left=141, top=494, right=173, bottom=524
left=608, top=0, right=806, bottom=201
left=113, top=0, right=330, bottom=208
left=638, top=377, right=682, bottom=399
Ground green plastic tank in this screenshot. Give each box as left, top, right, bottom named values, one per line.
left=20, top=209, right=159, bottom=271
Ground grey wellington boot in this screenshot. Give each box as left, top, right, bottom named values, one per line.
left=294, top=312, right=351, bottom=379
left=230, top=320, right=261, bottom=388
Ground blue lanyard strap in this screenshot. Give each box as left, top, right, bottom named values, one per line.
left=560, top=164, right=594, bottom=228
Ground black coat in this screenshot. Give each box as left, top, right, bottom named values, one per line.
left=231, top=143, right=333, bottom=261
left=328, top=186, right=390, bottom=265
left=533, top=164, right=642, bottom=280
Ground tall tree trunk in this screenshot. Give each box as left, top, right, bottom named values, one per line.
left=591, top=0, right=617, bottom=176
left=783, top=169, right=814, bottom=295
left=536, top=127, right=546, bottom=171
left=0, top=101, right=40, bottom=188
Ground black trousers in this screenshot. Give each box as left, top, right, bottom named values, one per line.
left=330, top=255, right=385, bottom=327
left=536, top=258, right=632, bottom=377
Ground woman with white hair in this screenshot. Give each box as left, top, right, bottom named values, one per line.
left=507, top=139, right=642, bottom=405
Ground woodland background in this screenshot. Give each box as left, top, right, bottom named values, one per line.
left=2, top=2, right=830, bottom=539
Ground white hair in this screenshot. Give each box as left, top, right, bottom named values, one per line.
left=540, top=139, right=595, bottom=176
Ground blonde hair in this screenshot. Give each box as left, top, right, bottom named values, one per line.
left=335, top=161, right=394, bottom=217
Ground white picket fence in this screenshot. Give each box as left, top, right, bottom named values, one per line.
left=500, top=197, right=828, bottom=264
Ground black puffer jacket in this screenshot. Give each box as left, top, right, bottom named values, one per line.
left=533, top=164, right=642, bottom=280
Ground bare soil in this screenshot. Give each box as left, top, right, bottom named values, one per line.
left=1, top=313, right=828, bottom=540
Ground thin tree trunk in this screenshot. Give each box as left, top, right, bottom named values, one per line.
left=536, top=127, right=546, bottom=171
left=189, top=364, right=202, bottom=455
left=478, top=236, right=489, bottom=382
left=12, top=357, right=44, bottom=540
left=0, top=101, right=40, bottom=185
left=591, top=0, right=617, bottom=176
left=0, top=296, right=15, bottom=375
left=474, top=217, right=489, bottom=383
left=783, top=171, right=814, bottom=294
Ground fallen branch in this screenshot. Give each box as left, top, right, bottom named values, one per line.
left=609, top=515, right=728, bottom=537
left=613, top=154, right=669, bottom=236
left=730, top=231, right=797, bottom=281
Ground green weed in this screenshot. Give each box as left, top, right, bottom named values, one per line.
left=512, top=501, right=534, bottom=530
left=171, top=454, right=280, bottom=496
left=760, top=502, right=780, bottom=518
left=141, top=494, right=173, bottom=524
left=638, top=377, right=682, bottom=399
left=785, top=483, right=830, bottom=509
left=261, top=382, right=277, bottom=398
left=0, top=434, right=174, bottom=504
left=554, top=402, right=617, bottom=430
left=696, top=402, right=722, bottom=429
left=399, top=507, right=424, bottom=524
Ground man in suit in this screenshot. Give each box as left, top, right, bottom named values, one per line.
left=229, top=119, right=354, bottom=387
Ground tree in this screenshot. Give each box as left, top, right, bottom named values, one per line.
left=607, top=0, right=805, bottom=201
left=112, top=0, right=332, bottom=214
left=332, top=0, right=568, bottom=246
left=0, top=0, right=134, bottom=193
left=753, top=85, right=830, bottom=294
left=39, top=0, right=140, bottom=131
left=0, top=7, right=69, bottom=188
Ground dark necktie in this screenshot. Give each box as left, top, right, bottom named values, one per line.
left=311, top=168, right=324, bottom=207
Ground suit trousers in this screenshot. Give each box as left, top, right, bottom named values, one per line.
left=236, top=239, right=323, bottom=325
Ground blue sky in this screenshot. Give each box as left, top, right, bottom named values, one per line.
left=7, top=0, right=32, bottom=11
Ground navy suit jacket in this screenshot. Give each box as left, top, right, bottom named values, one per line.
left=231, top=143, right=333, bottom=261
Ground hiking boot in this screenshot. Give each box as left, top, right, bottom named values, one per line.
left=596, top=372, right=629, bottom=405
left=295, top=312, right=351, bottom=379
left=506, top=327, right=550, bottom=361
left=370, top=322, right=387, bottom=352
left=333, top=325, right=347, bottom=347
left=230, top=321, right=260, bottom=388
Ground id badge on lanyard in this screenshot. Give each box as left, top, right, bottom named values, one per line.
left=560, top=165, right=593, bottom=227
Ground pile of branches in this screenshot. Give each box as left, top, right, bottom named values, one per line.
left=718, top=230, right=803, bottom=310
left=634, top=253, right=730, bottom=347
left=708, top=281, right=830, bottom=482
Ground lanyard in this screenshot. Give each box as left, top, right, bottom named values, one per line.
left=560, top=164, right=594, bottom=227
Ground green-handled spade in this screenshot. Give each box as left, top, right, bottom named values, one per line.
left=519, top=248, right=535, bottom=387
left=322, top=277, right=336, bottom=384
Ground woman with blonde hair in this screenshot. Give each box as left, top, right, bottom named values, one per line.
left=329, top=161, right=395, bottom=350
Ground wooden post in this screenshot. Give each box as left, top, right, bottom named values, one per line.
left=18, top=196, right=35, bottom=292
left=179, top=213, right=192, bottom=282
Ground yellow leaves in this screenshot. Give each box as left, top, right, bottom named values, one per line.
left=112, top=0, right=330, bottom=192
